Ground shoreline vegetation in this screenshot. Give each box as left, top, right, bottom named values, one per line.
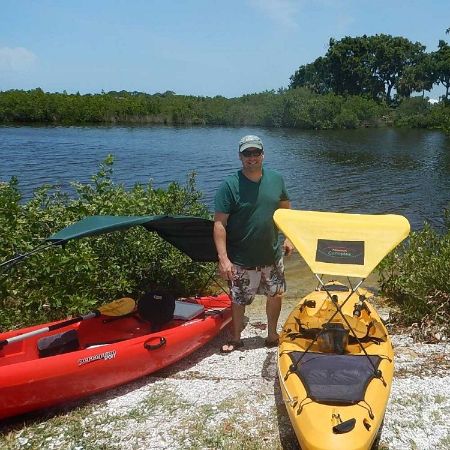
left=1, top=158, right=449, bottom=339
left=1, top=33, right=449, bottom=132
left=0, top=87, right=448, bottom=133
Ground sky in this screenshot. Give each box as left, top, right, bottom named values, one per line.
left=1, top=0, right=448, bottom=99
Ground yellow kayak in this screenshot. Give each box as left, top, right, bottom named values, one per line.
left=274, top=209, right=410, bottom=450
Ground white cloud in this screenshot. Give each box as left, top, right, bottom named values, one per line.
left=249, top=0, right=299, bottom=29
left=0, top=46, right=37, bottom=71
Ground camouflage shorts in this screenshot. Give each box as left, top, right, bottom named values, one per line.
left=228, top=259, right=286, bottom=306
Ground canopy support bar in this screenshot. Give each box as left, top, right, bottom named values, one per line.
left=0, top=240, right=64, bottom=272
left=286, top=275, right=383, bottom=382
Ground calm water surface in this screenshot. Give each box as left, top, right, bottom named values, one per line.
left=1, top=125, right=449, bottom=230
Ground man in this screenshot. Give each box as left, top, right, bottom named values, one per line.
left=213, top=135, right=293, bottom=353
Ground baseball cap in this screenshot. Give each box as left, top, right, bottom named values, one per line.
left=238, top=135, right=263, bottom=153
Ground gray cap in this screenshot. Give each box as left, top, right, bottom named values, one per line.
left=238, top=135, right=263, bottom=152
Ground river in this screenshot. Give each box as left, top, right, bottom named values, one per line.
left=1, top=125, right=449, bottom=230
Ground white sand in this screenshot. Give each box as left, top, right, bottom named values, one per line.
left=83, top=305, right=450, bottom=450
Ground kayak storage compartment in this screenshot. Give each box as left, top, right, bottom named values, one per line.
left=173, top=301, right=205, bottom=320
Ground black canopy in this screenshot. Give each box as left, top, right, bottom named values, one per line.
left=47, top=215, right=217, bottom=262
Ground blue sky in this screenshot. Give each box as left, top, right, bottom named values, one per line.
left=1, top=0, right=448, bottom=98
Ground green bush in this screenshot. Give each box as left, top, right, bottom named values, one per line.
left=341, top=96, right=388, bottom=126
left=428, top=102, right=450, bottom=133
left=393, top=98, right=450, bottom=132
left=0, top=156, right=214, bottom=331
left=333, top=110, right=359, bottom=129
left=378, top=211, right=450, bottom=331
left=305, top=94, right=342, bottom=129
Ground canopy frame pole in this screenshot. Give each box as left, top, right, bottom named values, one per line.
left=0, top=240, right=64, bottom=272
left=318, top=276, right=384, bottom=381
left=195, top=264, right=231, bottom=299
left=286, top=276, right=359, bottom=378
left=286, top=275, right=383, bottom=381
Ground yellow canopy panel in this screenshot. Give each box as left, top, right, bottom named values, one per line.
left=274, top=209, right=410, bottom=278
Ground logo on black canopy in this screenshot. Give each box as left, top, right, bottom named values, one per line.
left=316, top=239, right=364, bottom=265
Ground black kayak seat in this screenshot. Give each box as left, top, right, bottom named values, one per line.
left=289, top=352, right=382, bottom=404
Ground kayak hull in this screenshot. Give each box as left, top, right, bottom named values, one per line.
left=278, top=284, right=393, bottom=450
left=0, top=295, right=231, bottom=420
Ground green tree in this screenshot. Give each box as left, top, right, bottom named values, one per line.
left=396, top=55, right=434, bottom=98
left=325, top=35, right=383, bottom=99
left=431, top=40, right=450, bottom=100
left=289, top=57, right=332, bottom=94
left=370, top=34, right=426, bottom=103
left=290, top=34, right=428, bottom=104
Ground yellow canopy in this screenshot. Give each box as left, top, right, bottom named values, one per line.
left=274, top=209, right=410, bottom=278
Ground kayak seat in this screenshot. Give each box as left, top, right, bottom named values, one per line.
left=289, top=352, right=382, bottom=404
left=38, top=329, right=80, bottom=358
left=137, top=291, right=175, bottom=328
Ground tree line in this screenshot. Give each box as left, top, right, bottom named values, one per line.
left=0, top=33, right=448, bottom=132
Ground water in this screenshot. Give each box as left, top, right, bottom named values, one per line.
left=1, top=125, right=449, bottom=230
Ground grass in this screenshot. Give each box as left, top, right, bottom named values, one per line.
left=174, top=401, right=282, bottom=450
left=0, top=404, right=116, bottom=450
left=0, top=384, right=291, bottom=450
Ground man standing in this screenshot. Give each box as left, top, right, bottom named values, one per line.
left=214, top=135, right=293, bottom=353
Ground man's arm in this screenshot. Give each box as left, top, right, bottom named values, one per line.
left=213, top=212, right=234, bottom=280
left=278, top=200, right=294, bottom=256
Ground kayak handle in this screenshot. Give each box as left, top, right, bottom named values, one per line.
left=144, top=337, right=166, bottom=351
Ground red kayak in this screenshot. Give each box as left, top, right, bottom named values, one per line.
left=0, top=294, right=231, bottom=420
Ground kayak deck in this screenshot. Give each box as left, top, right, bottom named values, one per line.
left=0, top=295, right=231, bottom=419
left=278, top=284, right=393, bottom=450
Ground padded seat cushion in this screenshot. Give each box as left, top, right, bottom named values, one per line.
left=289, top=351, right=382, bottom=404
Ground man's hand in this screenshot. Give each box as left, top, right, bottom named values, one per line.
left=218, top=255, right=235, bottom=281
left=283, top=238, right=294, bottom=256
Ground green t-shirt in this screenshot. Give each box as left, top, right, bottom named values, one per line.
left=214, top=168, right=289, bottom=267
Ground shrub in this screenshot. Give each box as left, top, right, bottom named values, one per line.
left=378, top=210, right=450, bottom=335
left=0, top=156, right=214, bottom=330
left=393, top=97, right=450, bottom=132
left=334, top=110, right=359, bottom=129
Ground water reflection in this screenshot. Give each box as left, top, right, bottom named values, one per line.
left=266, top=128, right=449, bottom=228
left=1, top=125, right=449, bottom=230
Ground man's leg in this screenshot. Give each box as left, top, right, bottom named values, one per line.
left=266, top=293, right=282, bottom=343
left=220, top=303, right=246, bottom=352
left=262, top=259, right=286, bottom=344
left=221, top=266, right=258, bottom=352
left=231, top=302, right=246, bottom=342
